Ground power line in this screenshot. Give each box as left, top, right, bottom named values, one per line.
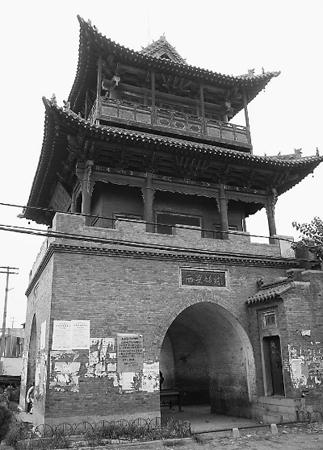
left=0, top=200, right=294, bottom=243
left=0, top=221, right=294, bottom=265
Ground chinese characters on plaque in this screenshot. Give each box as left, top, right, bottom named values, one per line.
left=116, top=334, right=144, bottom=372
left=181, top=268, right=226, bottom=287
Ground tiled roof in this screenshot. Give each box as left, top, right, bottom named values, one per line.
left=25, top=98, right=323, bottom=224
left=247, top=280, right=294, bottom=305
left=68, top=16, right=280, bottom=113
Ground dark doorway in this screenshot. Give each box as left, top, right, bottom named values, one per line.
left=159, top=302, right=256, bottom=418
left=263, top=336, right=284, bottom=396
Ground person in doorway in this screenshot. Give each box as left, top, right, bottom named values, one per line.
left=26, top=385, right=34, bottom=414
left=159, top=371, right=165, bottom=389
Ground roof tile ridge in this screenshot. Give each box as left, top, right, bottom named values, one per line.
left=266, top=153, right=323, bottom=163
left=259, top=278, right=293, bottom=290
left=76, top=16, right=280, bottom=85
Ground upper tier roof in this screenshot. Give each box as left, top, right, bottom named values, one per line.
left=68, top=16, right=280, bottom=114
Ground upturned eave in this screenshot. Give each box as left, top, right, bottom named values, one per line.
left=24, top=99, right=323, bottom=225
left=68, top=16, right=280, bottom=115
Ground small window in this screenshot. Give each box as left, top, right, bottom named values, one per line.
left=160, top=53, right=171, bottom=60
left=156, top=213, right=201, bottom=235
left=114, top=214, right=142, bottom=227
left=262, top=311, right=277, bottom=329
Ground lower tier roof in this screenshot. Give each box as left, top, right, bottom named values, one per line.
left=24, top=98, right=323, bottom=224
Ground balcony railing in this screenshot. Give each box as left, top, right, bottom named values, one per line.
left=91, top=98, right=251, bottom=147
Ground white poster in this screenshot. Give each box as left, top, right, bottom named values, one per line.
left=71, top=320, right=90, bottom=349
left=40, top=321, right=46, bottom=350
left=52, top=320, right=90, bottom=350
left=52, top=321, right=72, bottom=350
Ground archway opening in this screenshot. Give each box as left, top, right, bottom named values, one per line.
left=160, top=302, right=255, bottom=419
left=26, top=316, right=37, bottom=395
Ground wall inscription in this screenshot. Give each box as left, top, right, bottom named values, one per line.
left=181, top=269, right=226, bottom=287
left=116, top=334, right=144, bottom=372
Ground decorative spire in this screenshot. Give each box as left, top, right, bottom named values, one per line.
left=141, top=36, right=186, bottom=64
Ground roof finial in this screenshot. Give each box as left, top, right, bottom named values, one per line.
left=316, top=147, right=320, bottom=156
left=50, top=93, right=57, bottom=106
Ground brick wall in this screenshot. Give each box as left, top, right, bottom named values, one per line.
left=32, top=243, right=286, bottom=424
left=248, top=270, right=323, bottom=418
left=22, top=213, right=306, bottom=425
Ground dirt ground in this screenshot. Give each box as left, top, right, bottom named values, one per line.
left=105, top=423, right=323, bottom=450
left=1, top=422, right=323, bottom=450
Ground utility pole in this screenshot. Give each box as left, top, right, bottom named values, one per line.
left=0, top=266, right=19, bottom=357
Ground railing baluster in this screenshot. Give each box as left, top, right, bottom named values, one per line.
left=233, top=124, right=237, bottom=141
left=99, top=99, right=250, bottom=146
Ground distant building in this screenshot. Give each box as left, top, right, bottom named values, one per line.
left=21, top=17, right=323, bottom=426
left=0, top=327, right=24, bottom=385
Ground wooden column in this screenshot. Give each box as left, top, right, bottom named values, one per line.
left=151, top=71, right=156, bottom=124
left=70, top=187, right=77, bottom=213
left=200, top=84, right=205, bottom=133
left=95, top=57, right=103, bottom=122
left=80, top=161, right=95, bottom=224
left=266, top=196, right=277, bottom=244
left=142, top=173, right=155, bottom=232
left=84, top=89, right=89, bottom=119
left=219, top=184, right=229, bottom=239
left=243, top=90, right=252, bottom=150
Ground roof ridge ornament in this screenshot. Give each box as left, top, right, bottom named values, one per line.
left=50, top=93, right=57, bottom=106
left=141, top=35, right=186, bottom=65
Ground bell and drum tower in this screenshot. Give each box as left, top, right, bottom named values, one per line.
left=21, top=17, right=323, bottom=425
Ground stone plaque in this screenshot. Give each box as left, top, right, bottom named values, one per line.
left=181, top=269, right=226, bottom=287
left=117, top=334, right=143, bottom=372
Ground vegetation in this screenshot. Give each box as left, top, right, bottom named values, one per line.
left=0, top=405, right=12, bottom=442
left=4, top=417, right=191, bottom=449
left=292, top=217, right=323, bottom=261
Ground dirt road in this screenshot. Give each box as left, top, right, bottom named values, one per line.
left=105, top=423, right=323, bottom=450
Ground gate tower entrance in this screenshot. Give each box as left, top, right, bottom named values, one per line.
left=160, top=302, right=256, bottom=419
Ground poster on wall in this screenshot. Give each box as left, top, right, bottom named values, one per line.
left=52, top=321, right=72, bottom=350
left=116, top=333, right=143, bottom=372
left=52, top=320, right=90, bottom=350
left=71, top=320, right=90, bottom=349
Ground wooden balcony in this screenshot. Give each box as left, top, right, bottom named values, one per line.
left=90, top=98, right=251, bottom=148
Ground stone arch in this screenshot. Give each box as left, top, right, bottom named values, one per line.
left=159, top=301, right=256, bottom=418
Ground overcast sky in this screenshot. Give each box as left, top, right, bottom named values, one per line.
left=0, top=0, right=322, bottom=328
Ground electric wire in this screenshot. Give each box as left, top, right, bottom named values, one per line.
left=0, top=201, right=294, bottom=243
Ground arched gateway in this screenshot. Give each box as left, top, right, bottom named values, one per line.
left=159, top=302, right=256, bottom=418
